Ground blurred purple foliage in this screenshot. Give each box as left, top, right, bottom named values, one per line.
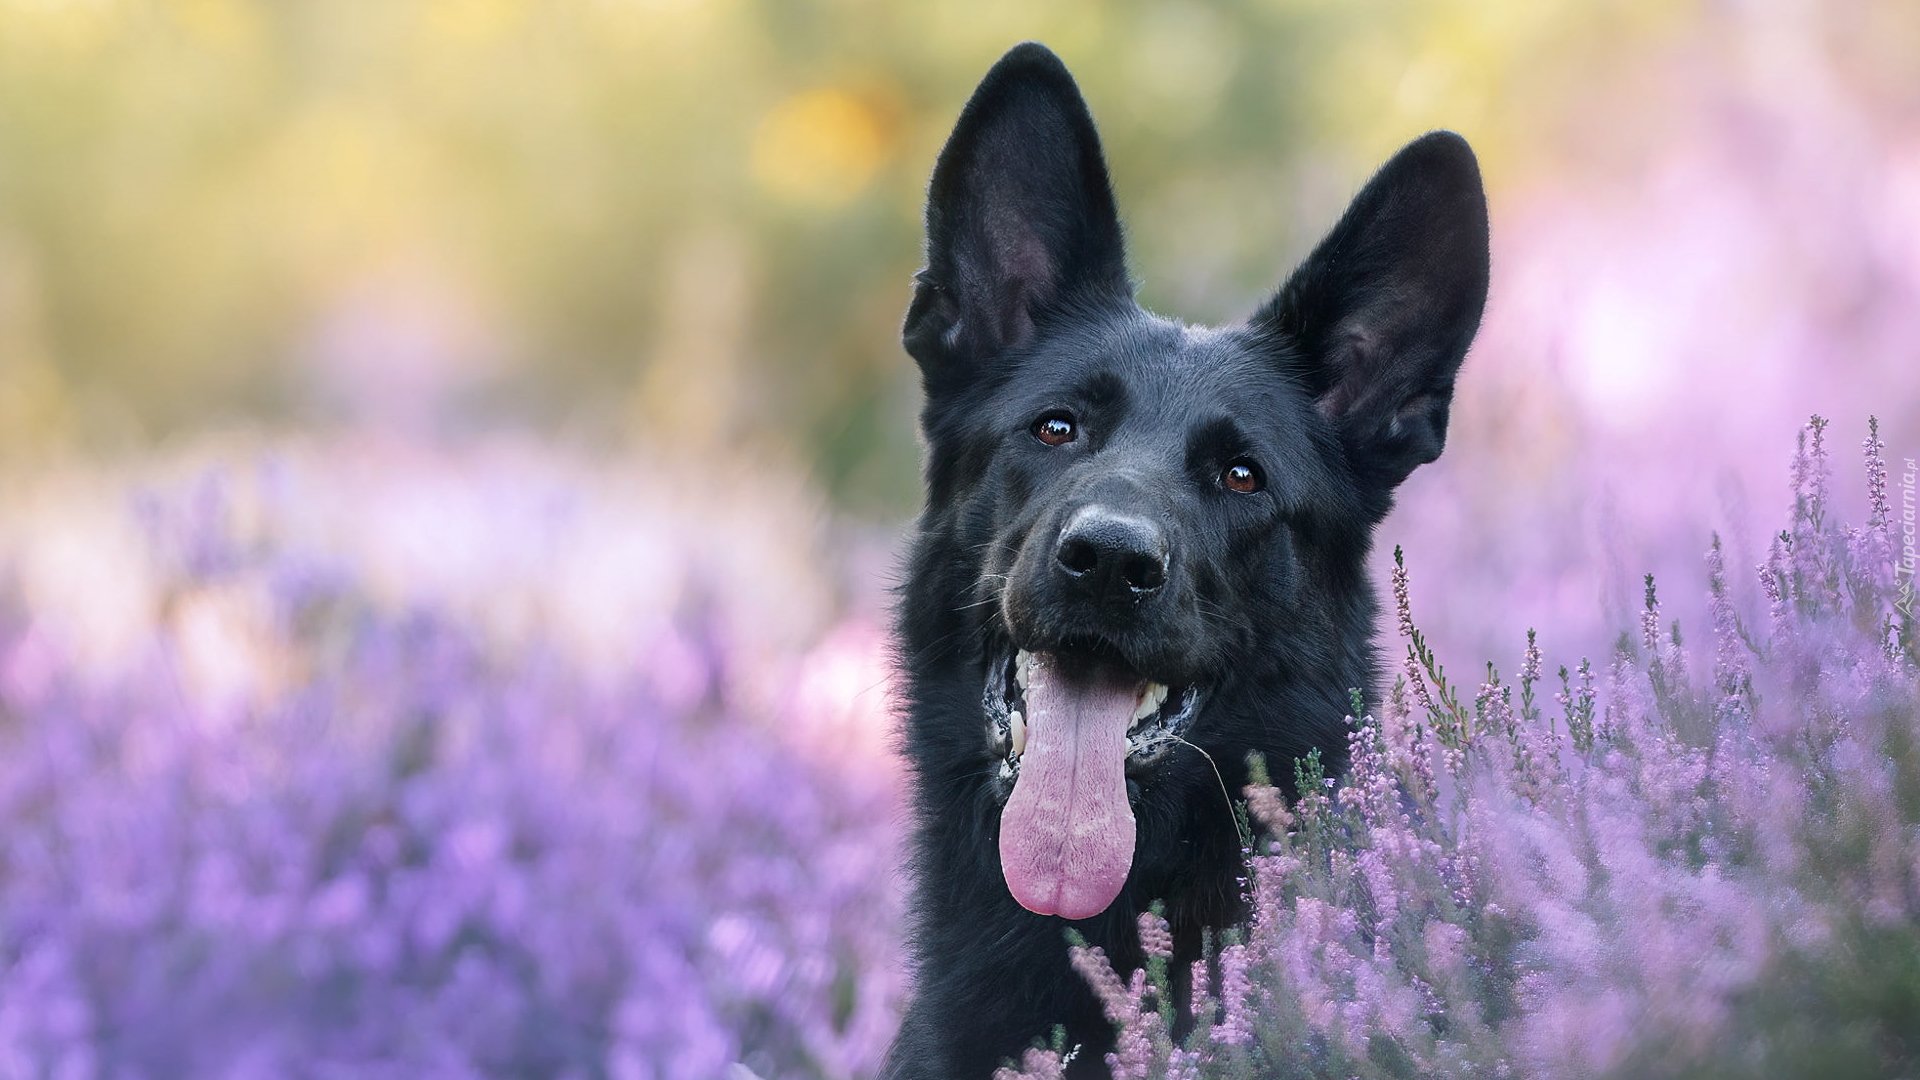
left=0, top=452, right=902, bottom=1080
left=1006, top=416, right=1919, bottom=1079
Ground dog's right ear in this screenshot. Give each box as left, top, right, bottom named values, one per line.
left=904, top=43, right=1131, bottom=397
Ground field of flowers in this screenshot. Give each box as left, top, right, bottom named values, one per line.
left=0, top=441, right=905, bottom=1080
left=3, top=419, right=1914, bottom=1080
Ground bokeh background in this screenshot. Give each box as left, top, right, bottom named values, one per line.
left=1, top=1, right=1918, bottom=1076
left=4, top=0, right=1919, bottom=648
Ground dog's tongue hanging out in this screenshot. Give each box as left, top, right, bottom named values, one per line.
left=998, top=654, right=1138, bottom=919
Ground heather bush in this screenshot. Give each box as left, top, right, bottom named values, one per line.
left=5, top=420, right=1916, bottom=1080
left=0, top=448, right=902, bottom=1080
left=1006, top=416, right=1919, bottom=1079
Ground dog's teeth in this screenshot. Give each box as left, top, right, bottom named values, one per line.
left=1009, top=710, right=1026, bottom=755
left=1015, top=650, right=1032, bottom=690
left=1129, top=683, right=1170, bottom=727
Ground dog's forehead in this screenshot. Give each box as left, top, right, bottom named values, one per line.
left=1032, top=315, right=1306, bottom=426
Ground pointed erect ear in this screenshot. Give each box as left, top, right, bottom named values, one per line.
left=1252, top=131, right=1490, bottom=489
left=904, top=43, right=1131, bottom=396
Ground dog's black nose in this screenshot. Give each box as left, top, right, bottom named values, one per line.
left=1055, top=506, right=1168, bottom=601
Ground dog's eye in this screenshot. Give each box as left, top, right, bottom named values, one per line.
left=1222, top=460, right=1263, bottom=494
left=1033, top=415, right=1077, bottom=447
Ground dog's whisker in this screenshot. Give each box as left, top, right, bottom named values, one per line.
left=1138, top=732, right=1251, bottom=854
left=899, top=629, right=973, bottom=669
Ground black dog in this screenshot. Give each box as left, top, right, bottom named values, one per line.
left=884, top=42, right=1488, bottom=1078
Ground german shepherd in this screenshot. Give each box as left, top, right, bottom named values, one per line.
left=884, top=42, right=1488, bottom=1078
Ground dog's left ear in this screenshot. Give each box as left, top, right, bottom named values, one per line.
left=1252, top=131, right=1490, bottom=489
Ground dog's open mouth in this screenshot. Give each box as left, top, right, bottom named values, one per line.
left=982, top=645, right=1202, bottom=919
left=983, top=647, right=1200, bottom=769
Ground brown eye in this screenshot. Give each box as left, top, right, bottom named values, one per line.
left=1034, top=415, right=1077, bottom=446
left=1222, top=461, right=1262, bottom=493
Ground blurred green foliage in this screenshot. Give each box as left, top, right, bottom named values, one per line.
left=2, top=0, right=1913, bottom=513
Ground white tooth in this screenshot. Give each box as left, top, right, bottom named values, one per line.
left=1015, top=650, right=1032, bottom=690
left=1131, top=683, right=1170, bottom=727
left=1009, top=710, right=1026, bottom=755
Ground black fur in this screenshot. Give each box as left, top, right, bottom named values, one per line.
left=884, top=42, right=1489, bottom=1078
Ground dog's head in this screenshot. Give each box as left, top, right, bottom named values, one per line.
left=903, top=43, right=1489, bottom=920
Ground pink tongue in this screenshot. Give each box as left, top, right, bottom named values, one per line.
left=999, top=655, right=1140, bottom=919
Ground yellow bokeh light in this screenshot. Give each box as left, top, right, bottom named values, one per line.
left=421, top=0, right=528, bottom=48
left=751, top=87, right=890, bottom=209
left=0, top=0, right=118, bottom=55
left=170, top=0, right=260, bottom=51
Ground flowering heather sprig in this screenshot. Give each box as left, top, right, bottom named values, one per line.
left=1286, top=748, right=1339, bottom=867
left=1864, top=415, right=1890, bottom=528
left=1243, top=779, right=1294, bottom=839
left=1790, top=413, right=1831, bottom=534
left=1393, top=545, right=1439, bottom=723
left=1476, top=664, right=1517, bottom=745
left=1392, top=547, right=1417, bottom=640
left=1393, top=546, right=1472, bottom=755
left=1663, top=612, right=1690, bottom=689
left=1211, top=942, right=1256, bottom=1049
left=1519, top=630, right=1542, bottom=724
left=1401, top=646, right=1437, bottom=717
left=1137, top=909, right=1173, bottom=960
left=1640, top=572, right=1662, bottom=657
left=1789, top=415, right=1838, bottom=613
left=1761, top=532, right=1791, bottom=629
left=1067, top=940, right=1168, bottom=1080
left=1639, top=573, right=1694, bottom=722
left=1840, top=418, right=1903, bottom=663
left=1555, top=657, right=1597, bottom=754
left=1706, top=534, right=1752, bottom=721
left=991, top=1047, right=1067, bottom=1080
left=1380, top=676, right=1438, bottom=810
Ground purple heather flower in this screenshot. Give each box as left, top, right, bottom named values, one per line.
left=992, top=1047, right=1067, bottom=1080
left=1136, top=910, right=1173, bottom=961
left=1863, top=417, right=1890, bottom=526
